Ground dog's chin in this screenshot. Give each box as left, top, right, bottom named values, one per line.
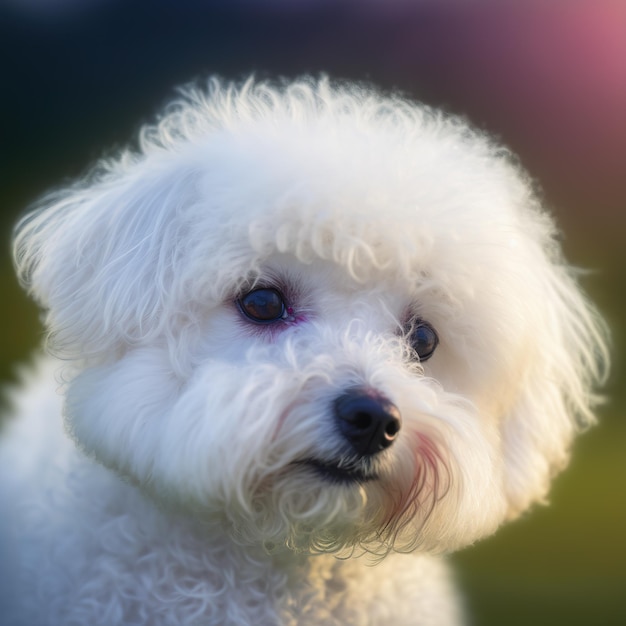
left=219, top=450, right=437, bottom=556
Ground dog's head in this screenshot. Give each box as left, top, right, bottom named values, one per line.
left=14, top=78, right=607, bottom=555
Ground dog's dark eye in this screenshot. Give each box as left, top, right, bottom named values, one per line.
left=238, top=288, right=286, bottom=323
left=407, top=321, right=438, bottom=361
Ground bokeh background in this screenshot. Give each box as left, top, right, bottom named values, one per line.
left=0, top=1, right=624, bottom=624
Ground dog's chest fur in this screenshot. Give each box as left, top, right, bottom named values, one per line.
left=1, top=402, right=458, bottom=625
left=1, top=370, right=460, bottom=626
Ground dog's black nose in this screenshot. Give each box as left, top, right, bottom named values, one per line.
left=334, top=389, right=401, bottom=456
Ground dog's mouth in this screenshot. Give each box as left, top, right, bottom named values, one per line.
left=296, top=458, right=378, bottom=485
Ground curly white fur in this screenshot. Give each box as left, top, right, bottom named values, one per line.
left=0, top=77, right=608, bottom=625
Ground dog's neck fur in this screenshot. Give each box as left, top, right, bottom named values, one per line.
left=12, top=438, right=459, bottom=625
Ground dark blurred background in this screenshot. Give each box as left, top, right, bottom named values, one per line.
left=0, top=1, right=624, bottom=624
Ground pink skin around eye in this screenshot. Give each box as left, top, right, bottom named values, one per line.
left=254, top=307, right=308, bottom=342
left=285, top=307, right=309, bottom=325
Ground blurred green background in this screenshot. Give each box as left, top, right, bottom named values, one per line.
left=1, top=1, right=624, bottom=624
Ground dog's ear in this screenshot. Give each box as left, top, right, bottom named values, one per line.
left=501, top=260, right=608, bottom=518
left=13, top=159, right=198, bottom=362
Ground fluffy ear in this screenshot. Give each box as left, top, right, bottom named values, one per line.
left=13, top=158, right=198, bottom=362
left=502, top=258, right=609, bottom=518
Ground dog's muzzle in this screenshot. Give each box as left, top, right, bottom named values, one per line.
left=334, top=388, right=401, bottom=456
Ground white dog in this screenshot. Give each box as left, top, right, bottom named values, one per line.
left=0, top=77, right=607, bottom=625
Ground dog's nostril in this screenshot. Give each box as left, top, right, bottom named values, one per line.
left=384, top=419, right=400, bottom=438
left=334, top=389, right=402, bottom=456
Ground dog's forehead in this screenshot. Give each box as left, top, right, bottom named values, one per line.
left=252, top=253, right=411, bottom=302
left=186, top=120, right=532, bottom=286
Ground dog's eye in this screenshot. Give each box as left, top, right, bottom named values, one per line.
left=407, top=321, right=438, bottom=361
left=237, top=288, right=286, bottom=323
